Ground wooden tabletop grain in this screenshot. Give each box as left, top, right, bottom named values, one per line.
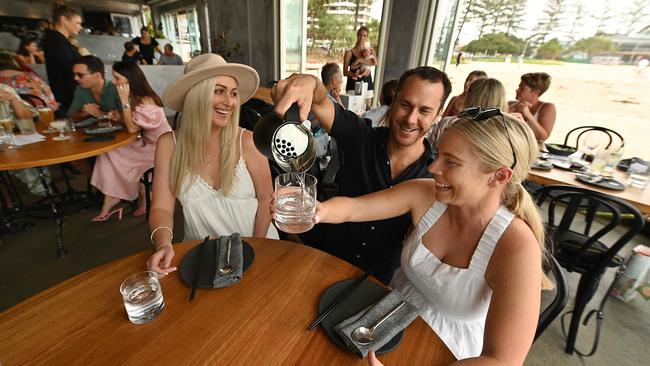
left=0, top=238, right=455, bottom=365
left=0, top=124, right=138, bottom=171
left=527, top=167, right=650, bottom=216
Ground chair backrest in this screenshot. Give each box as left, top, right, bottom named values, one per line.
left=535, top=256, right=569, bottom=341
left=19, top=93, right=46, bottom=108
left=563, top=126, right=624, bottom=150
left=172, top=111, right=182, bottom=130
left=534, top=185, right=645, bottom=272
left=239, top=106, right=261, bottom=131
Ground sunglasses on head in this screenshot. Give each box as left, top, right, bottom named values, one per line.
left=457, top=107, right=517, bottom=169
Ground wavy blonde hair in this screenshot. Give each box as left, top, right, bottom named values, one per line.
left=450, top=114, right=553, bottom=288
left=170, top=77, right=241, bottom=197
left=464, top=78, right=508, bottom=111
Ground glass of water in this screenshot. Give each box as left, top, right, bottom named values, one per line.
left=274, top=173, right=317, bottom=234
left=627, top=161, right=649, bottom=189
left=120, top=271, right=164, bottom=324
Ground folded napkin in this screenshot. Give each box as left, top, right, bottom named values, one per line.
left=212, top=233, right=243, bottom=288
left=334, top=290, right=419, bottom=358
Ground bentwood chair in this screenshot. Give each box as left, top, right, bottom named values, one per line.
left=172, top=112, right=182, bottom=130
left=533, top=185, right=645, bottom=354
left=535, top=255, right=569, bottom=341
left=140, top=167, right=155, bottom=220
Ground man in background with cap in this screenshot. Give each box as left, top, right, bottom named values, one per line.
left=272, top=66, right=451, bottom=283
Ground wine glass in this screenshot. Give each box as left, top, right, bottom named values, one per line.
left=0, top=118, right=19, bottom=149
left=580, top=131, right=604, bottom=162
left=51, top=120, right=70, bottom=141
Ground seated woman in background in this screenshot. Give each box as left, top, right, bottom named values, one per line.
left=441, top=70, right=487, bottom=117
left=0, top=51, right=59, bottom=111
left=90, top=61, right=171, bottom=221
left=16, top=38, right=45, bottom=66
left=431, top=77, right=512, bottom=148
left=146, top=54, right=278, bottom=276
left=509, top=72, right=556, bottom=143
left=311, top=111, right=550, bottom=364
left=362, top=79, right=398, bottom=127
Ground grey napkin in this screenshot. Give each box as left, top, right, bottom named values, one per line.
left=212, top=233, right=243, bottom=288
left=334, top=290, right=419, bottom=358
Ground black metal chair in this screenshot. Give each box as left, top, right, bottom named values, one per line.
left=239, top=106, right=261, bottom=131
left=535, top=255, right=569, bottom=341
left=533, top=185, right=645, bottom=354
left=172, top=112, right=182, bottom=130
left=140, top=167, right=154, bottom=220
left=546, top=126, right=624, bottom=156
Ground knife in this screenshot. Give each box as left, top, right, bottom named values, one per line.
left=189, top=236, right=210, bottom=302
left=307, top=271, right=371, bottom=331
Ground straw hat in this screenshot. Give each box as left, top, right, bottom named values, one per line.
left=162, top=53, right=259, bottom=111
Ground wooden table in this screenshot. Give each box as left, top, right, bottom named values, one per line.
left=527, top=167, right=650, bottom=216
left=0, top=126, right=137, bottom=170
left=0, top=125, right=138, bottom=256
left=0, top=238, right=455, bottom=365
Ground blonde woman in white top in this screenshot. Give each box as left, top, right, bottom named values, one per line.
left=146, top=54, right=277, bottom=276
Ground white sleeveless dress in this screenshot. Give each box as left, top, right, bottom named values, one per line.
left=176, top=130, right=279, bottom=240
left=390, top=202, right=514, bottom=360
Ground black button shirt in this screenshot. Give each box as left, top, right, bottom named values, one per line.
left=301, top=103, right=434, bottom=283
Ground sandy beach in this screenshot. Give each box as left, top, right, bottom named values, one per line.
left=306, top=58, right=649, bottom=159
left=447, top=61, right=649, bottom=158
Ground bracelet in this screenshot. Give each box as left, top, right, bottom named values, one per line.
left=150, top=226, right=173, bottom=246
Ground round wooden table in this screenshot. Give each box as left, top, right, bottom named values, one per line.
left=0, top=125, right=138, bottom=256
left=0, top=126, right=137, bottom=170
left=0, top=238, right=455, bottom=365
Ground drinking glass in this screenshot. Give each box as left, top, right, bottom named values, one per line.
left=38, top=107, right=56, bottom=133
left=627, top=161, right=649, bottom=189
left=120, top=271, right=164, bottom=324
left=16, top=118, right=36, bottom=135
left=0, top=118, right=19, bottom=149
left=603, top=147, right=624, bottom=175
left=589, top=149, right=609, bottom=174
left=274, top=173, right=317, bottom=234
left=50, top=120, right=70, bottom=141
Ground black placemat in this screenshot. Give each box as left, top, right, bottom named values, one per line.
left=318, top=279, right=404, bottom=356
left=576, top=174, right=626, bottom=191
left=84, top=125, right=124, bottom=135
left=179, top=239, right=254, bottom=288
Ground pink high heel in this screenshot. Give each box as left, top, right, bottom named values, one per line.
left=132, top=206, right=147, bottom=217
left=91, top=207, right=123, bottom=222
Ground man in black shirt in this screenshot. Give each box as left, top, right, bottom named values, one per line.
left=273, top=66, right=451, bottom=283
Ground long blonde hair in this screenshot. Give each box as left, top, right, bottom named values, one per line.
left=170, top=77, right=241, bottom=196
left=464, top=78, right=508, bottom=111
left=451, top=114, right=553, bottom=288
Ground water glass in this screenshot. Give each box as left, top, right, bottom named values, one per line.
left=16, top=118, right=36, bottom=135
left=589, top=149, right=609, bottom=174
left=274, top=173, right=317, bottom=234
left=120, top=271, right=164, bottom=324
left=627, top=161, right=649, bottom=189
left=603, top=147, right=624, bottom=175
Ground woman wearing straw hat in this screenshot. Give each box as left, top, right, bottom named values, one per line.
left=147, top=54, right=278, bottom=276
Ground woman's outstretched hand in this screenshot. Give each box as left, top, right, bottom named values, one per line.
left=368, top=351, right=384, bottom=366
left=146, top=244, right=177, bottom=277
